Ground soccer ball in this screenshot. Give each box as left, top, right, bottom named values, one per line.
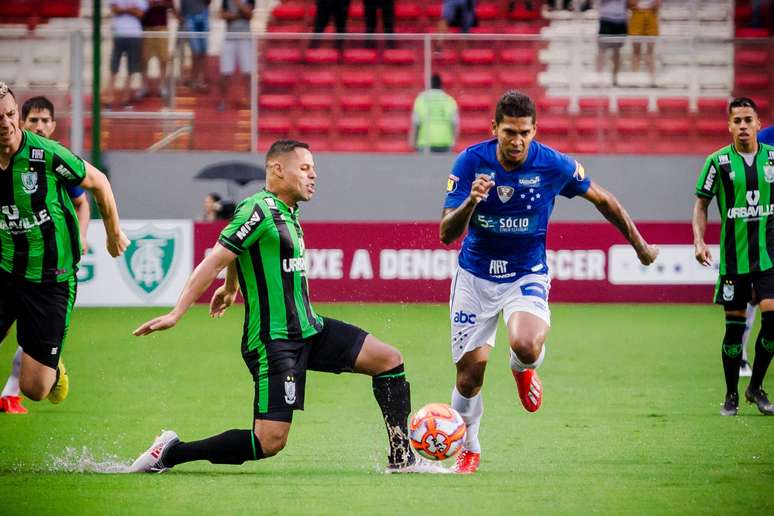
left=409, top=403, right=467, bottom=461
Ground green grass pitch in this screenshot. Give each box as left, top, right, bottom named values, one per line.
left=1, top=304, right=772, bottom=515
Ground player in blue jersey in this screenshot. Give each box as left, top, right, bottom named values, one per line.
left=0, top=96, right=92, bottom=414
left=739, top=123, right=774, bottom=378
left=440, top=91, right=659, bottom=473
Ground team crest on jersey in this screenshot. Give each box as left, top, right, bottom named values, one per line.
left=722, top=282, right=734, bottom=302
left=118, top=224, right=181, bottom=298
left=573, top=161, right=585, bottom=181
left=21, top=170, right=38, bottom=194
left=497, top=185, right=514, bottom=203
left=284, top=375, right=296, bottom=405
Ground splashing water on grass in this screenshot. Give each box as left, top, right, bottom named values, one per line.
left=48, top=446, right=131, bottom=473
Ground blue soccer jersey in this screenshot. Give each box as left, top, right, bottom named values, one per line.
left=760, top=125, right=774, bottom=146
left=444, top=138, right=591, bottom=283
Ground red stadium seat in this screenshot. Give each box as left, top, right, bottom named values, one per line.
left=272, top=3, right=307, bottom=21
left=337, top=117, right=371, bottom=135
left=537, top=117, right=570, bottom=136
left=575, top=117, right=608, bottom=136
left=305, top=48, right=339, bottom=65
left=460, top=117, right=492, bottom=136
left=578, top=97, right=610, bottom=113
left=458, top=94, right=492, bottom=111
left=264, top=48, right=303, bottom=65
left=342, top=48, right=379, bottom=65
left=735, top=49, right=770, bottom=66
left=475, top=4, right=499, bottom=21
left=259, top=94, right=295, bottom=111
left=617, top=97, right=649, bottom=114
left=697, top=97, right=728, bottom=116
left=574, top=141, right=601, bottom=154
left=735, top=27, right=770, bottom=38
left=349, top=3, right=364, bottom=19
left=614, top=118, right=650, bottom=136
left=260, top=71, right=298, bottom=90
left=378, top=117, right=410, bottom=135
left=297, top=117, right=332, bottom=135
left=509, top=4, right=542, bottom=20
left=299, top=93, right=334, bottom=110
left=504, top=23, right=542, bottom=34
left=258, top=116, right=293, bottom=134
left=424, top=4, right=442, bottom=18
left=341, top=94, right=373, bottom=111
left=537, top=97, right=569, bottom=113
left=380, top=94, right=414, bottom=112
left=460, top=71, right=495, bottom=89
left=341, top=70, right=376, bottom=88
left=460, top=49, right=495, bottom=65
left=301, top=70, right=337, bottom=88
left=736, top=73, right=770, bottom=90
left=656, top=97, right=690, bottom=113
left=383, top=49, right=417, bottom=65
left=267, top=23, right=306, bottom=33
left=433, top=49, right=458, bottom=66
left=382, top=71, right=419, bottom=89
left=395, top=3, right=422, bottom=20
left=500, top=48, right=537, bottom=66
left=654, top=118, right=692, bottom=137
left=697, top=118, right=728, bottom=136
left=498, top=71, right=537, bottom=90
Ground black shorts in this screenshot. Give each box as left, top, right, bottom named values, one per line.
left=111, top=36, right=142, bottom=74
left=0, top=270, right=77, bottom=369
left=598, top=20, right=627, bottom=49
left=714, top=268, right=774, bottom=311
left=242, top=317, right=367, bottom=422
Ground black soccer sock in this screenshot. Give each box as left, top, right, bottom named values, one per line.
left=750, top=312, right=774, bottom=391
left=722, top=315, right=746, bottom=396
left=163, top=429, right=265, bottom=467
left=372, top=364, right=412, bottom=466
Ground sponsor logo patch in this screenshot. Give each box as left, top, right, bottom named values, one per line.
left=573, top=161, right=585, bottom=181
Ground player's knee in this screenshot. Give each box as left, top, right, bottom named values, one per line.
left=19, top=378, right=46, bottom=401
left=456, top=365, right=485, bottom=396
left=380, top=346, right=403, bottom=371
left=510, top=334, right=544, bottom=364
left=259, top=432, right=288, bottom=457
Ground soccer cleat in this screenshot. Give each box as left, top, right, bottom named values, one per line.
left=47, top=361, right=69, bottom=404
left=385, top=452, right=451, bottom=474
left=0, top=395, right=28, bottom=414
left=129, top=430, right=180, bottom=473
left=720, top=392, right=739, bottom=416
left=513, top=368, right=542, bottom=412
left=739, top=360, right=753, bottom=377
left=451, top=449, right=480, bottom=474
left=744, top=387, right=774, bottom=415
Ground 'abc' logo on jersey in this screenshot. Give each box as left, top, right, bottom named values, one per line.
left=453, top=311, right=477, bottom=325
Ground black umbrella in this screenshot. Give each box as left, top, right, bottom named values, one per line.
left=195, top=161, right=266, bottom=198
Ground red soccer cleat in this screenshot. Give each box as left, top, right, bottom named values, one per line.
left=452, top=449, right=480, bottom=474
left=513, top=368, right=542, bottom=412
left=0, top=395, right=28, bottom=414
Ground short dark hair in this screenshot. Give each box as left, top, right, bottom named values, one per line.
left=266, top=139, right=310, bottom=166
left=495, top=90, right=536, bottom=125
left=0, top=82, right=14, bottom=100
left=728, top=97, right=758, bottom=115
left=207, top=192, right=221, bottom=202
left=21, top=96, right=55, bottom=121
left=431, top=74, right=442, bottom=89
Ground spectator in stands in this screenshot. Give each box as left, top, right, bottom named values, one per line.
left=310, top=0, right=350, bottom=51
left=410, top=74, right=459, bottom=153
left=595, top=0, right=628, bottom=87
left=141, top=0, right=175, bottom=98
left=219, top=0, right=255, bottom=112
left=203, top=192, right=222, bottom=221
left=180, top=0, right=211, bottom=92
left=749, top=0, right=773, bottom=30
left=628, top=0, right=659, bottom=83
left=439, top=0, right=477, bottom=34
left=107, top=0, right=149, bottom=108
left=365, top=0, right=395, bottom=48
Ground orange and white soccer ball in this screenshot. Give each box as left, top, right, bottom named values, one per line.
left=409, top=403, right=467, bottom=461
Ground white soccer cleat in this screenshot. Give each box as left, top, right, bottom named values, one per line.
left=129, top=430, right=179, bottom=473
left=385, top=454, right=452, bottom=474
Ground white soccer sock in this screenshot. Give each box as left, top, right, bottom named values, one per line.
left=1, top=347, right=23, bottom=398
left=742, top=303, right=756, bottom=362
left=451, top=386, right=483, bottom=454
left=510, top=345, right=546, bottom=372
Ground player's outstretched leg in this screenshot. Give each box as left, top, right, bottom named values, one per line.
left=720, top=314, right=746, bottom=416
left=507, top=311, right=548, bottom=413
left=1, top=347, right=27, bottom=414
left=129, top=422, right=285, bottom=473
left=450, top=346, right=489, bottom=474
left=745, top=312, right=774, bottom=415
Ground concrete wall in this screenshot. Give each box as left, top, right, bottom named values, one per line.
left=105, top=151, right=710, bottom=222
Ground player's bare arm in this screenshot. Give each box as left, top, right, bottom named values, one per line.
left=582, top=181, right=659, bottom=265
left=210, top=262, right=240, bottom=318
left=134, top=244, right=237, bottom=335
left=71, top=193, right=91, bottom=253
left=79, top=161, right=129, bottom=257
left=692, top=196, right=713, bottom=267
left=440, top=176, right=494, bottom=244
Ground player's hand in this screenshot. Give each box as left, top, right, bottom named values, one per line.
left=133, top=312, right=180, bottom=336
left=635, top=243, right=659, bottom=266
left=469, top=176, right=495, bottom=204
left=106, top=230, right=130, bottom=257
left=695, top=241, right=713, bottom=267
left=210, top=285, right=237, bottom=318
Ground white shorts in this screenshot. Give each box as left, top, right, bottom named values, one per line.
left=220, top=38, right=253, bottom=75
left=449, top=267, right=551, bottom=363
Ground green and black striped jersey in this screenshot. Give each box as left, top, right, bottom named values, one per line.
left=218, top=190, right=323, bottom=349
left=0, top=130, right=86, bottom=282
left=696, top=143, right=774, bottom=275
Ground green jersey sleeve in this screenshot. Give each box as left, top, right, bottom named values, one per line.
left=695, top=155, right=719, bottom=198
left=50, top=140, right=86, bottom=186
left=218, top=200, right=270, bottom=255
